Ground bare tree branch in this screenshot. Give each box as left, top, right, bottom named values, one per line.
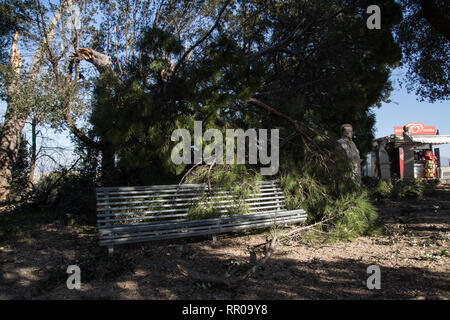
left=69, top=47, right=113, bottom=74
left=28, top=0, right=75, bottom=82
left=247, top=97, right=300, bottom=131
left=171, top=0, right=231, bottom=78
left=64, top=109, right=103, bottom=150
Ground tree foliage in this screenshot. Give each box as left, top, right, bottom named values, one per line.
left=0, top=0, right=32, bottom=62
left=87, top=0, right=403, bottom=185
left=0, top=0, right=446, bottom=230
left=396, top=0, right=449, bottom=102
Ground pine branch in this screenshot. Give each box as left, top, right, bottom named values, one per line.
left=171, top=0, right=231, bottom=79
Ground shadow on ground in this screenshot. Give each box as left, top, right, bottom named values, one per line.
left=1, top=186, right=449, bottom=299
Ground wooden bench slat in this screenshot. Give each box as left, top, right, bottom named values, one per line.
left=96, top=190, right=284, bottom=203
left=100, top=216, right=305, bottom=241
left=96, top=188, right=282, bottom=201
left=96, top=203, right=288, bottom=223
left=99, top=215, right=306, bottom=245
left=96, top=197, right=286, bottom=212
left=96, top=181, right=305, bottom=251
left=100, top=214, right=305, bottom=240
left=96, top=187, right=280, bottom=200
left=99, top=210, right=305, bottom=233
left=98, top=213, right=190, bottom=222
left=96, top=194, right=285, bottom=209
left=96, top=180, right=278, bottom=192
left=98, top=208, right=300, bottom=229
left=96, top=181, right=277, bottom=192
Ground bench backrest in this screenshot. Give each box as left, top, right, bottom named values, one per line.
left=96, top=180, right=286, bottom=227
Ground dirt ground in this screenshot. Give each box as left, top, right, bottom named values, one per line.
left=1, top=186, right=449, bottom=300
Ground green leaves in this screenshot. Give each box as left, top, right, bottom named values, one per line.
left=185, top=164, right=261, bottom=220
left=85, top=0, right=406, bottom=189
left=396, top=0, right=449, bottom=102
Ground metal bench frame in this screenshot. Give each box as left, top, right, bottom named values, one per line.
left=96, top=180, right=306, bottom=254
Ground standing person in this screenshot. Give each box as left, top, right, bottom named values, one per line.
left=424, top=150, right=437, bottom=179
left=337, top=124, right=362, bottom=184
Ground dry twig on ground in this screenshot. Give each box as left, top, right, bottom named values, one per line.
left=177, top=217, right=334, bottom=286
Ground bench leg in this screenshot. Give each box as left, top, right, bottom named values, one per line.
left=108, top=246, right=114, bottom=256
left=211, top=234, right=217, bottom=243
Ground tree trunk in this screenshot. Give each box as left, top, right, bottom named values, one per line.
left=0, top=32, right=23, bottom=202
left=101, top=145, right=115, bottom=185
left=67, top=47, right=116, bottom=184
left=28, top=117, right=38, bottom=187
left=0, top=1, right=73, bottom=202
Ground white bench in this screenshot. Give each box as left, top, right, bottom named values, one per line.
left=96, top=180, right=306, bottom=254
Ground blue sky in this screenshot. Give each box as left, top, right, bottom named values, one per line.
left=373, top=83, right=450, bottom=158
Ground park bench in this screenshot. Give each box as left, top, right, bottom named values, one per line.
left=96, top=180, right=306, bottom=254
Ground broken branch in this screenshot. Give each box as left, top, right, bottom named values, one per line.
left=177, top=217, right=334, bottom=286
